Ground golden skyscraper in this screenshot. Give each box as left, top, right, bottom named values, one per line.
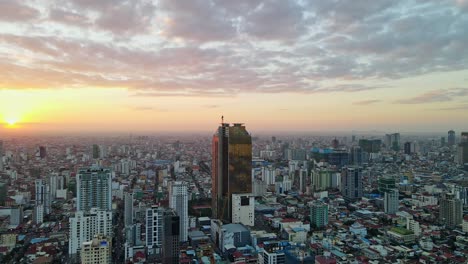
left=212, top=123, right=252, bottom=223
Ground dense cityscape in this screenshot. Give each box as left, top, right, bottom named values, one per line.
left=0, top=125, right=467, bottom=263
left=1, top=0, right=468, bottom=263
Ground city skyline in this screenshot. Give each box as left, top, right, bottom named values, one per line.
left=1, top=1, right=468, bottom=133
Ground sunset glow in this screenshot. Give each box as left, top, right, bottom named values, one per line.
left=0, top=0, right=467, bottom=134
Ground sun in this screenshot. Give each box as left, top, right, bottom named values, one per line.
left=5, top=118, right=18, bottom=126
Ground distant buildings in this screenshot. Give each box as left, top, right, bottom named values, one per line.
left=439, top=193, right=463, bottom=227
left=359, top=139, right=382, bottom=153
left=341, top=167, right=363, bottom=202
left=231, top=193, right=254, bottom=226
left=385, top=133, right=401, bottom=151
left=169, top=181, right=188, bottom=241
left=212, top=123, right=252, bottom=223
left=77, top=167, right=112, bottom=212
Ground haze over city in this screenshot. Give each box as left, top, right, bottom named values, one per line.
left=1, top=0, right=468, bottom=134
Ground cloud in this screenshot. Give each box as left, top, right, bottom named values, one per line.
left=0, top=1, right=40, bottom=22
left=436, top=104, right=468, bottom=110
left=353, top=99, right=382, bottom=105
left=48, top=9, right=91, bottom=27
left=0, top=0, right=467, bottom=97
left=395, top=88, right=468, bottom=104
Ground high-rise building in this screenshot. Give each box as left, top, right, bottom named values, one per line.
left=384, top=189, right=399, bottom=214
left=457, top=132, right=468, bottom=166
left=462, top=132, right=468, bottom=143
left=39, top=146, right=47, bottom=159
left=0, top=182, right=6, bottom=206
left=385, top=133, right=401, bottom=151
left=69, top=208, right=113, bottom=255
left=404, top=142, right=411, bottom=155
left=169, top=181, right=188, bottom=241
left=35, top=179, right=51, bottom=214
left=310, top=201, right=329, bottom=228
left=80, top=235, right=111, bottom=264
left=92, top=144, right=100, bottom=159
left=48, top=173, right=63, bottom=200
left=212, top=123, right=252, bottom=223
left=311, top=169, right=332, bottom=191
left=162, top=209, right=180, bottom=264
left=124, top=192, right=134, bottom=227
left=439, top=193, right=463, bottom=227
left=341, top=167, right=363, bottom=202
left=33, top=204, right=44, bottom=224
left=448, top=130, right=456, bottom=146
left=146, top=205, right=164, bottom=255
left=262, top=166, right=276, bottom=185
left=77, top=167, right=112, bottom=212
left=349, top=146, right=363, bottom=165
left=231, top=194, right=254, bottom=226
left=378, top=176, right=396, bottom=194
left=359, top=139, right=382, bottom=153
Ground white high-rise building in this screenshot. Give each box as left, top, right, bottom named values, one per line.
left=124, top=192, right=134, bottom=227
left=77, top=167, right=112, bottom=212
left=169, top=181, right=188, bottom=241
left=146, top=205, right=164, bottom=255
left=69, top=208, right=113, bottom=255
left=34, top=204, right=44, bottom=224
left=384, top=189, right=399, bottom=214
left=262, top=166, right=276, bottom=185
left=48, top=173, right=59, bottom=200
left=35, top=179, right=51, bottom=214
left=232, top=194, right=254, bottom=226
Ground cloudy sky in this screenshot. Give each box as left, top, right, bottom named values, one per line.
left=0, top=0, right=468, bottom=134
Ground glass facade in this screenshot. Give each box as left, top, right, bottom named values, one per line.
left=212, top=123, right=252, bottom=223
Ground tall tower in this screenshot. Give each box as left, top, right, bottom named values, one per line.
left=439, top=193, right=462, bottom=227
left=457, top=132, right=468, bottom=165
left=146, top=205, right=164, bottom=255
left=384, top=189, right=399, bottom=214
left=35, top=179, right=51, bottom=214
left=341, top=167, right=363, bottom=202
left=448, top=130, right=456, bottom=146
left=310, top=201, right=329, bottom=228
left=212, top=122, right=252, bottom=223
left=169, top=181, right=188, bottom=241
left=124, top=192, right=134, bottom=227
left=77, top=167, right=112, bottom=212
left=162, top=209, right=180, bottom=264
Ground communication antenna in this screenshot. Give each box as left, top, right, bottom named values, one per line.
left=221, top=115, right=224, bottom=124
